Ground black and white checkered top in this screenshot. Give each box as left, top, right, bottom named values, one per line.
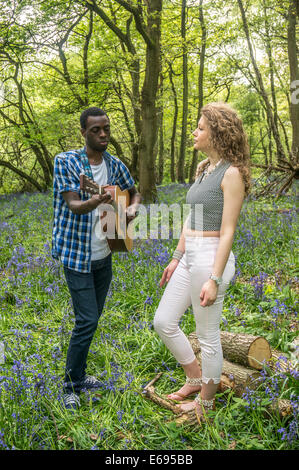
left=186, top=160, right=231, bottom=231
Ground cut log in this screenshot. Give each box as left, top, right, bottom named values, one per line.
left=220, top=331, right=272, bottom=370
left=189, top=331, right=271, bottom=370
left=268, top=399, right=294, bottom=418
left=270, top=350, right=294, bottom=372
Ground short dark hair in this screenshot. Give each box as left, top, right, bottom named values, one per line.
left=80, top=107, right=109, bottom=129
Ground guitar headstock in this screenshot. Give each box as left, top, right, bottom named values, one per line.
left=80, top=173, right=104, bottom=195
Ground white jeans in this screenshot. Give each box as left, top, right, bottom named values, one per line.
left=154, top=237, right=235, bottom=385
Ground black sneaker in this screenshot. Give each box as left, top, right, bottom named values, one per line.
left=62, top=392, right=80, bottom=411
left=80, top=375, right=101, bottom=391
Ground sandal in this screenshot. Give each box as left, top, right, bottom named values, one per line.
left=194, top=394, right=215, bottom=425
left=167, top=376, right=202, bottom=402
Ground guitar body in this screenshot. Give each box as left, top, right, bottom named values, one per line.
left=101, top=185, right=133, bottom=253
left=80, top=174, right=133, bottom=252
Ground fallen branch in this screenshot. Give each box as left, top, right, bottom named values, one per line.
left=251, top=156, right=298, bottom=198
left=142, top=372, right=181, bottom=415
left=141, top=368, right=294, bottom=427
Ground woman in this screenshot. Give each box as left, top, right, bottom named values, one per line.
left=153, top=102, right=251, bottom=422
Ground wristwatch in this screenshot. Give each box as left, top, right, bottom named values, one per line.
left=209, top=274, right=222, bottom=286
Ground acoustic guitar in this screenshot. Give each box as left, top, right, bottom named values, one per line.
left=80, top=173, right=133, bottom=252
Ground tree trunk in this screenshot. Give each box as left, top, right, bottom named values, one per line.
left=260, top=126, right=268, bottom=165
left=267, top=117, right=273, bottom=165
left=155, top=73, right=164, bottom=185
left=288, top=0, right=299, bottom=160
left=189, top=0, right=206, bottom=183
left=92, top=0, right=162, bottom=201
left=263, top=0, right=279, bottom=137
left=237, top=0, right=286, bottom=163
left=138, top=0, right=162, bottom=202
left=83, top=9, right=93, bottom=107
left=14, top=65, right=53, bottom=187
left=177, top=0, right=188, bottom=183
left=168, top=63, right=178, bottom=182
left=112, top=78, right=137, bottom=172
left=86, top=2, right=142, bottom=181
left=188, top=332, right=295, bottom=418
left=157, top=109, right=164, bottom=185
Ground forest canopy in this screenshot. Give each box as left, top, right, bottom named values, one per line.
left=0, top=0, right=298, bottom=201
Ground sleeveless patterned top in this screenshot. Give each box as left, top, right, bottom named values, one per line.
left=186, top=160, right=231, bottom=231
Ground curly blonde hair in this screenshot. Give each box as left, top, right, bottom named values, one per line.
left=195, top=102, right=251, bottom=195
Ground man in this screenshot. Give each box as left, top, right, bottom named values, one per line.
left=52, top=107, right=141, bottom=410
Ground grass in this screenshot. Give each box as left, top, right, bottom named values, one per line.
left=0, top=183, right=298, bottom=450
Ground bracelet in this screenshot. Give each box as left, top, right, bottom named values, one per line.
left=195, top=395, right=215, bottom=411
left=186, top=376, right=202, bottom=387
left=209, top=274, right=222, bottom=286
left=172, top=249, right=184, bottom=261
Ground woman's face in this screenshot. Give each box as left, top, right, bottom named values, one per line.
left=193, top=116, right=212, bottom=153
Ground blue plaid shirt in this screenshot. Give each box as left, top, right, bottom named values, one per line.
left=52, top=147, right=135, bottom=272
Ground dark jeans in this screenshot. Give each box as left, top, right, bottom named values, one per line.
left=63, top=254, right=112, bottom=394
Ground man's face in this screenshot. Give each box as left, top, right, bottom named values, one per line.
left=81, top=115, right=110, bottom=152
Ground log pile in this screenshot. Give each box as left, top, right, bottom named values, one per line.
left=142, top=331, right=295, bottom=426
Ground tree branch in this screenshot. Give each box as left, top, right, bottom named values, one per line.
left=83, top=9, right=94, bottom=106
left=115, top=0, right=154, bottom=47
left=85, top=0, right=128, bottom=45
left=0, top=158, right=43, bottom=192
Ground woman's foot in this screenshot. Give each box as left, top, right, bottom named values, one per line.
left=167, top=377, right=202, bottom=402
left=176, top=395, right=215, bottom=424
left=176, top=399, right=197, bottom=412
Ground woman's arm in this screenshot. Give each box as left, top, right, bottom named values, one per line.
left=200, top=166, right=245, bottom=306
